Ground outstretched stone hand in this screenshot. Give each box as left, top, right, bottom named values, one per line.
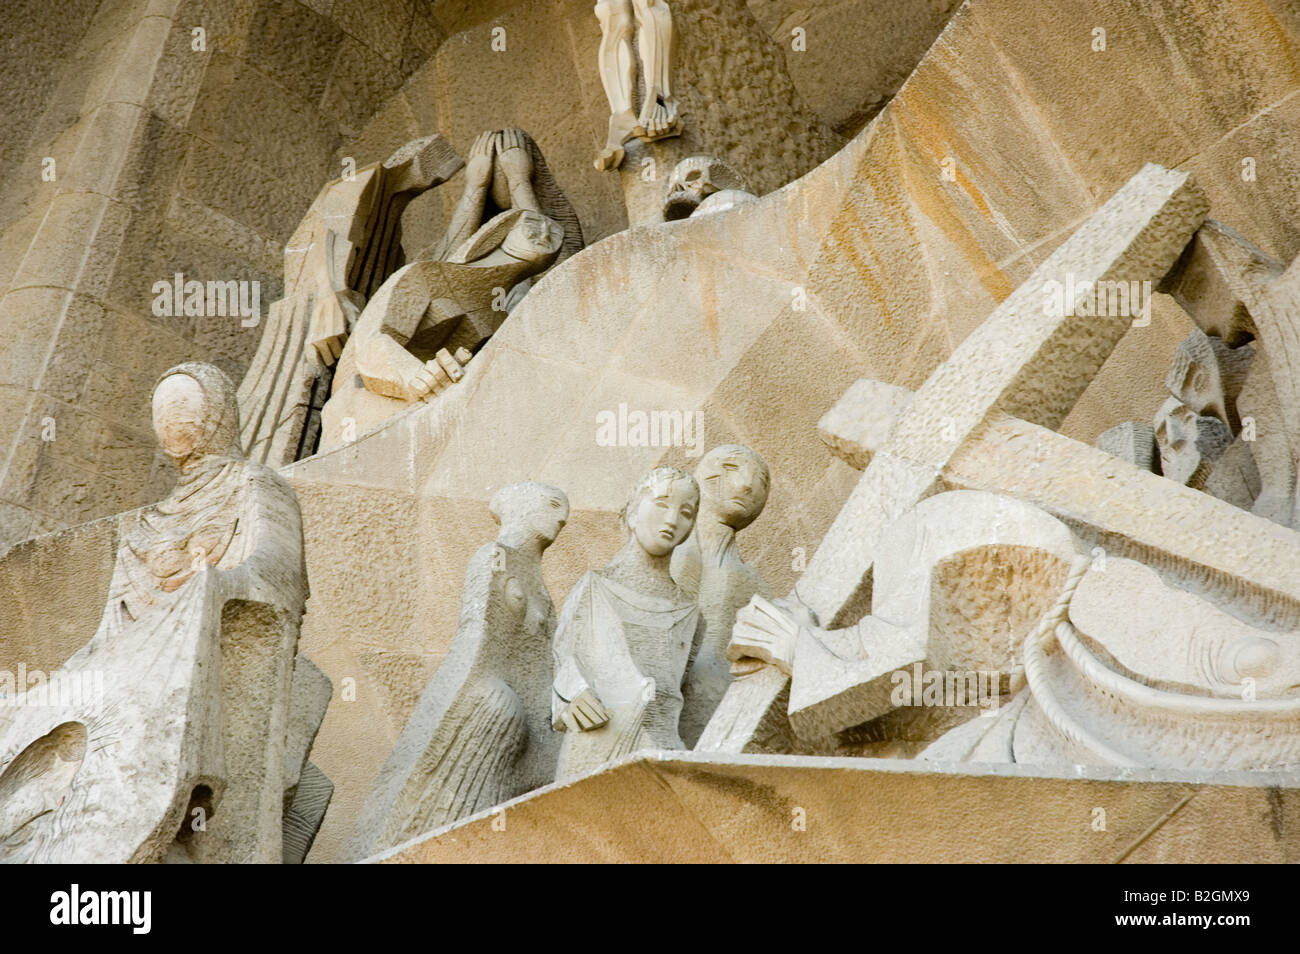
left=560, top=687, right=611, bottom=732
left=310, top=291, right=362, bottom=367
left=728, top=595, right=802, bottom=675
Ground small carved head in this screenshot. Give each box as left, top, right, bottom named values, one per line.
left=622, top=466, right=699, bottom=556
left=490, top=481, right=569, bottom=546
left=695, top=444, right=770, bottom=531
left=1153, top=397, right=1201, bottom=483
left=1166, top=330, right=1221, bottom=422
left=663, top=156, right=747, bottom=221
left=500, top=210, right=565, bottom=265
left=152, top=363, right=241, bottom=468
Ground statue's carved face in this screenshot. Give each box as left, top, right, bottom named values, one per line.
left=700, top=451, right=769, bottom=529
left=152, top=374, right=208, bottom=460
left=1169, top=350, right=1217, bottom=418
left=630, top=477, right=698, bottom=556
left=502, top=210, right=564, bottom=263
left=528, top=491, right=570, bottom=545
left=1154, top=399, right=1201, bottom=484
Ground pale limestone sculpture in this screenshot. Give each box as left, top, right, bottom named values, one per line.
left=348, top=483, right=568, bottom=860
left=1160, top=218, right=1300, bottom=526
left=1235, top=359, right=1296, bottom=525
left=1152, top=396, right=1233, bottom=489
left=670, top=445, right=770, bottom=747
left=316, top=131, right=581, bottom=449
left=552, top=467, right=704, bottom=779
left=319, top=210, right=564, bottom=448
left=714, top=490, right=1077, bottom=744
left=282, top=655, right=334, bottom=865
left=1165, top=329, right=1254, bottom=431
left=237, top=136, right=463, bottom=465
left=662, top=156, right=755, bottom=221
left=923, top=555, right=1300, bottom=771
left=595, top=0, right=682, bottom=170
left=0, top=363, right=308, bottom=863
left=699, top=163, right=1210, bottom=751
left=1095, top=421, right=1157, bottom=472
left=429, top=129, right=583, bottom=310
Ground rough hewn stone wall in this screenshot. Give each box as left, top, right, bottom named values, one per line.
left=0, top=0, right=447, bottom=547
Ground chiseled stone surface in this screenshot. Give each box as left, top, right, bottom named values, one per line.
left=282, top=1, right=1300, bottom=862
left=0, top=363, right=311, bottom=863
left=6, top=0, right=1300, bottom=866
left=371, top=752, right=1300, bottom=864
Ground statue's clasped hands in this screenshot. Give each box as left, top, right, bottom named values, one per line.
left=464, top=129, right=534, bottom=193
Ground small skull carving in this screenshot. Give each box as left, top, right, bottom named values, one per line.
left=663, top=156, right=748, bottom=221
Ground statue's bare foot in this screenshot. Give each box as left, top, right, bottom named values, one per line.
left=595, top=110, right=639, bottom=170
left=637, top=97, right=682, bottom=142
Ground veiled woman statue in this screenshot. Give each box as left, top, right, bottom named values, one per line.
left=551, top=467, right=705, bottom=780
left=0, top=363, right=306, bottom=863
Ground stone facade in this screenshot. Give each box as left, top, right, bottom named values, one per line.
left=3, top=0, right=1300, bottom=866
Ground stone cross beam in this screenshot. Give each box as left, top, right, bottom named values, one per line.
left=820, top=378, right=1300, bottom=616
left=699, top=163, right=1210, bottom=752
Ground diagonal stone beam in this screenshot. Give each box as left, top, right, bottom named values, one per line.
left=796, top=163, right=1208, bottom=629
left=824, top=378, right=1300, bottom=618
left=699, top=164, right=1208, bottom=753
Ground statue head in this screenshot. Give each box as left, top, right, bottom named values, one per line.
left=663, top=156, right=748, bottom=221
left=621, top=466, right=699, bottom=557
left=1165, top=329, right=1253, bottom=430
left=490, top=481, right=569, bottom=547
left=501, top=210, right=564, bottom=263
left=152, top=362, right=241, bottom=469
left=1153, top=396, right=1231, bottom=486
left=695, top=444, right=770, bottom=531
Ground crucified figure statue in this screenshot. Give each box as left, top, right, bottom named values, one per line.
left=594, top=0, right=682, bottom=171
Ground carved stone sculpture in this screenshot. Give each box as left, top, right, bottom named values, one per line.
left=282, top=655, right=334, bottom=864
left=317, top=131, right=582, bottom=450
left=716, top=491, right=1077, bottom=744
left=662, top=155, right=755, bottom=221
left=670, top=445, right=770, bottom=747
left=1152, top=396, right=1233, bottom=489
left=237, top=136, right=463, bottom=465
left=429, top=129, right=583, bottom=312
left=923, top=555, right=1300, bottom=771
left=1160, top=218, right=1300, bottom=526
left=552, top=467, right=704, bottom=779
left=0, top=363, right=309, bottom=863
left=1095, top=421, right=1158, bottom=472
left=700, top=163, right=1211, bottom=751
left=1165, top=329, right=1254, bottom=431
left=595, top=0, right=682, bottom=170
left=1235, top=359, right=1296, bottom=525
left=319, top=209, right=565, bottom=449
left=348, top=483, right=568, bottom=860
